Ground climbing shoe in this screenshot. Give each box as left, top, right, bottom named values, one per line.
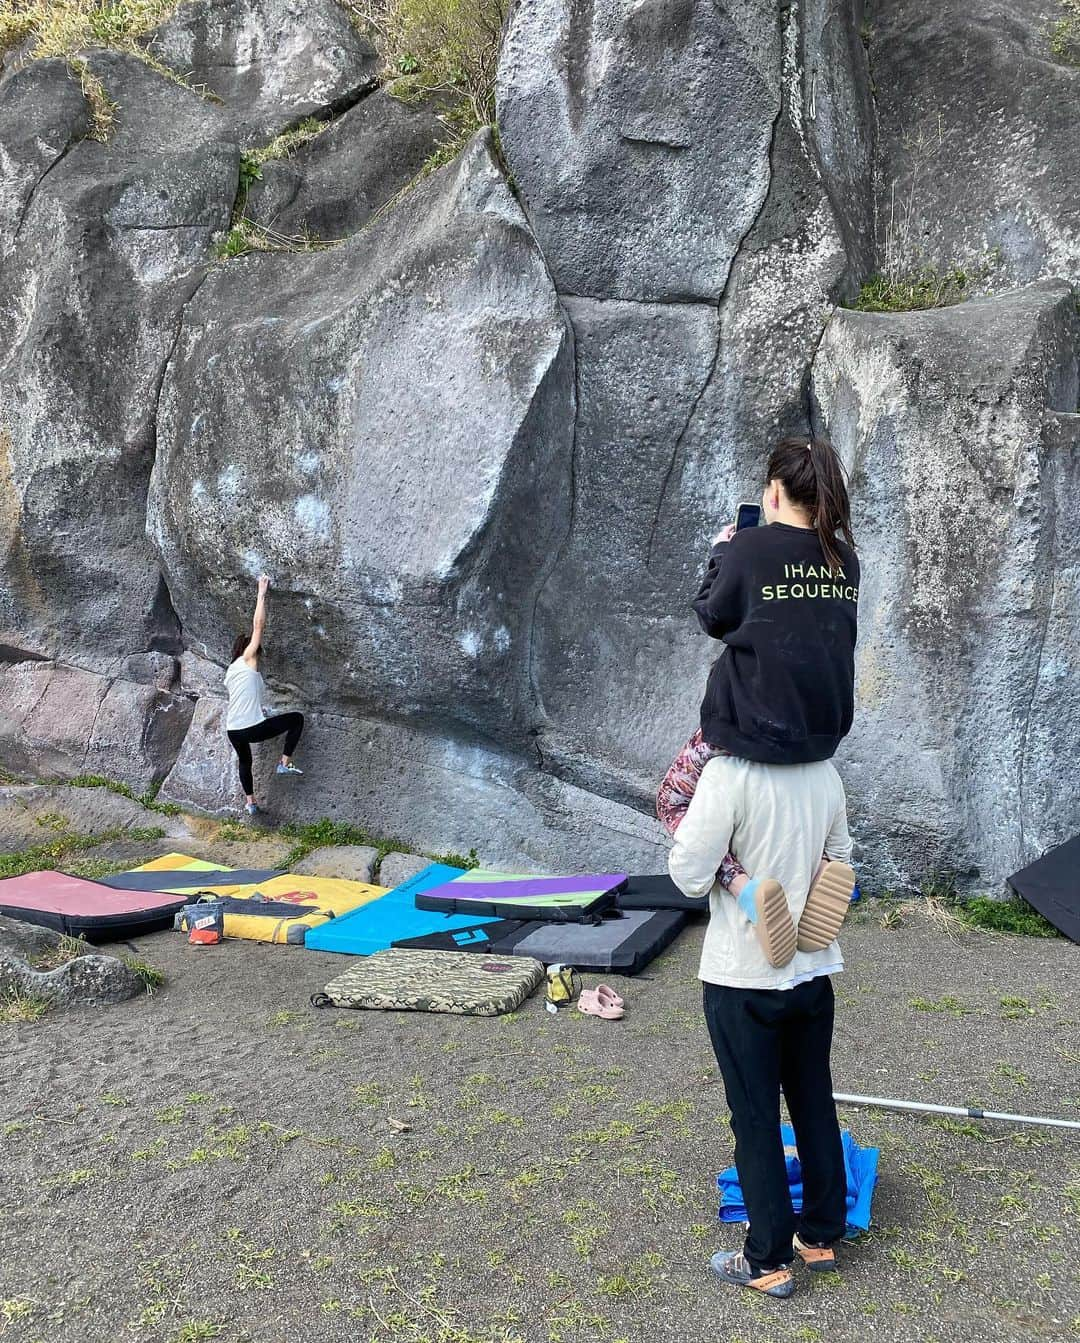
left=797, top=861, right=856, bottom=952
left=793, top=1233, right=837, bottom=1272
left=710, top=1250, right=794, bottom=1298
left=245, top=802, right=260, bottom=817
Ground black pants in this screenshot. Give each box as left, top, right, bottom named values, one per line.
left=703, top=975, right=846, bottom=1270
left=227, top=713, right=304, bottom=795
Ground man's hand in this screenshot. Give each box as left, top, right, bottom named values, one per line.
left=257, top=574, right=271, bottom=596
left=712, top=524, right=736, bottom=546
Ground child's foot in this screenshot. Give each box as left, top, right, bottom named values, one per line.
left=276, top=762, right=303, bottom=776
left=737, top=877, right=797, bottom=968
left=245, top=801, right=260, bottom=817
left=710, top=1250, right=794, bottom=1298
left=797, top=861, right=856, bottom=952
left=793, top=1233, right=837, bottom=1272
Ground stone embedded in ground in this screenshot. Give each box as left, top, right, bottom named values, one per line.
left=149, top=131, right=574, bottom=742
left=0, top=948, right=146, bottom=1007
left=292, top=845, right=379, bottom=883
left=0, top=915, right=86, bottom=964
left=814, top=279, right=1080, bottom=889
left=0, top=662, right=194, bottom=792
left=377, top=852, right=433, bottom=889
left=143, top=0, right=379, bottom=142
left=245, top=88, right=447, bottom=241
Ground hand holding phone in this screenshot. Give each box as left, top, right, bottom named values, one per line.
left=735, top=502, right=762, bottom=531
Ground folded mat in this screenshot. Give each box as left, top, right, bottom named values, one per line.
left=0, top=870, right=188, bottom=939
left=311, top=947, right=544, bottom=1015
left=717, top=1122, right=879, bottom=1237
left=393, top=907, right=688, bottom=975
left=1007, top=834, right=1080, bottom=941
left=103, top=867, right=283, bottom=891
left=116, top=855, right=386, bottom=944
left=304, top=862, right=502, bottom=955
left=617, top=874, right=709, bottom=913
left=414, top=869, right=626, bottom=923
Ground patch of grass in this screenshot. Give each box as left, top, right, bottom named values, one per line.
left=123, top=956, right=165, bottom=994
left=0, top=990, right=49, bottom=1023
left=0, top=1298, right=35, bottom=1325
left=0, top=822, right=165, bottom=880
left=1049, top=0, right=1080, bottom=64
left=212, top=218, right=328, bottom=261
left=67, top=773, right=181, bottom=816
left=427, top=845, right=480, bottom=870
left=170, top=1323, right=224, bottom=1343
left=999, top=995, right=1035, bottom=1019
left=280, top=817, right=392, bottom=867
left=0, top=0, right=179, bottom=59
left=850, top=265, right=979, bottom=313
left=957, top=897, right=1059, bottom=938
left=28, top=933, right=86, bottom=970
left=909, top=994, right=976, bottom=1016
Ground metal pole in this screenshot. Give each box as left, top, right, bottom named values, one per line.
left=833, top=1092, right=1080, bottom=1132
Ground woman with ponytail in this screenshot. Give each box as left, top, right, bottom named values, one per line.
left=658, top=437, right=860, bottom=968
left=663, top=438, right=861, bottom=1299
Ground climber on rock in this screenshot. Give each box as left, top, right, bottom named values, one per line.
left=656, top=437, right=861, bottom=968
left=224, top=575, right=305, bottom=818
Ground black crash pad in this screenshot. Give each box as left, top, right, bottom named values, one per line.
left=1007, top=836, right=1080, bottom=942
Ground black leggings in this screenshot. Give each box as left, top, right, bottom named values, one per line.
left=227, top=713, right=304, bottom=796
left=703, top=975, right=847, bottom=1270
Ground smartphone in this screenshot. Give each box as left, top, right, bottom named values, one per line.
left=735, top=502, right=762, bottom=531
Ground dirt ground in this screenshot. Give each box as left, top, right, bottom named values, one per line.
left=2, top=849, right=1078, bottom=1343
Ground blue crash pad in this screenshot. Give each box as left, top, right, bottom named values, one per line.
left=303, top=863, right=502, bottom=955
left=717, top=1122, right=879, bottom=1237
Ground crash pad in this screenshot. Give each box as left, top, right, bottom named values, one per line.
left=303, top=862, right=503, bottom=955
left=311, top=947, right=544, bottom=1015
left=0, top=870, right=187, bottom=939
left=114, top=857, right=386, bottom=944
left=617, top=874, right=708, bottom=913
left=1007, top=835, right=1080, bottom=942
left=717, top=1122, right=879, bottom=1237
left=103, top=867, right=283, bottom=891
left=414, top=869, right=626, bottom=923
left=394, top=907, right=688, bottom=975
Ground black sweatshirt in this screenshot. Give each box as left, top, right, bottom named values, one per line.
left=692, top=522, right=859, bottom=764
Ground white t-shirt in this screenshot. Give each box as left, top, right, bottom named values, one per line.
left=668, top=755, right=852, bottom=991
left=224, top=657, right=266, bottom=731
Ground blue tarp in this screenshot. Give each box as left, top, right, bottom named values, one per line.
left=717, top=1123, right=879, bottom=1237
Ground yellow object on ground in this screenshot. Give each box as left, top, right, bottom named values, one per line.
left=125, top=855, right=388, bottom=945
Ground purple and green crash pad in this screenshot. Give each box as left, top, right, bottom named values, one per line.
left=413, top=869, right=627, bottom=923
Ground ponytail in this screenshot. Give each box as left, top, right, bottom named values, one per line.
left=764, top=436, right=855, bottom=575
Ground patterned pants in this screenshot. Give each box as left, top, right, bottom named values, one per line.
left=656, top=729, right=748, bottom=891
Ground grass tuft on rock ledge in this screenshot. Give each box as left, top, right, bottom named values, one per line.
left=1049, top=0, right=1080, bottom=64
left=67, top=773, right=181, bottom=816
left=0, top=0, right=179, bottom=60
left=850, top=265, right=977, bottom=313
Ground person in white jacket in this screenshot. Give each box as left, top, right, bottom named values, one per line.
left=668, top=753, right=854, bottom=1300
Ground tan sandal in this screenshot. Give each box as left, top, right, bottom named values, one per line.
left=747, top=879, right=797, bottom=968
left=797, top=861, right=856, bottom=952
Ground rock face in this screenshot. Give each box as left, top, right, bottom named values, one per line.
left=866, top=0, right=1080, bottom=290
left=148, top=132, right=574, bottom=738
left=1, top=3, right=1078, bottom=891
left=815, top=280, right=1080, bottom=888
left=144, top=0, right=379, bottom=141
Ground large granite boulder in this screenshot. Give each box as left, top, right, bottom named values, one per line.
left=245, top=88, right=447, bottom=240
left=0, top=52, right=238, bottom=668
left=866, top=0, right=1080, bottom=288
left=813, top=279, right=1080, bottom=889
left=144, top=0, right=379, bottom=142
left=0, top=660, right=193, bottom=790
left=149, top=131, right=574, bottom=739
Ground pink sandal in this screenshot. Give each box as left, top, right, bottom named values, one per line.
left=577, top=988, right=624, bottom=1020
left=596, top=984, right=624, bottom=1010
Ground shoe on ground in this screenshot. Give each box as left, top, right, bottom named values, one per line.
left=793, top=1232, right=837, bottom=1272
left=245, top=802, right=260, bottom=816
left=738, top=877, right=797, bottom=968
left=276, top=762, right=304, bottom=776
left=710, top=1249, right=794, bottom=1298
left=797, top=861, right=856, bottom=952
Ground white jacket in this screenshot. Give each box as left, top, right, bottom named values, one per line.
left=669, top=755, right=853, bottom=990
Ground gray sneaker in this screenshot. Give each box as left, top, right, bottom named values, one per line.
left=245, top=802, right=260, bottom=817
left=276, top=762, right=303, bottom=776
left=710, top=1250, right=794, bottom=1298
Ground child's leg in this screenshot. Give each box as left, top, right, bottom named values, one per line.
left=657, top=731, right=748, bottom=892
